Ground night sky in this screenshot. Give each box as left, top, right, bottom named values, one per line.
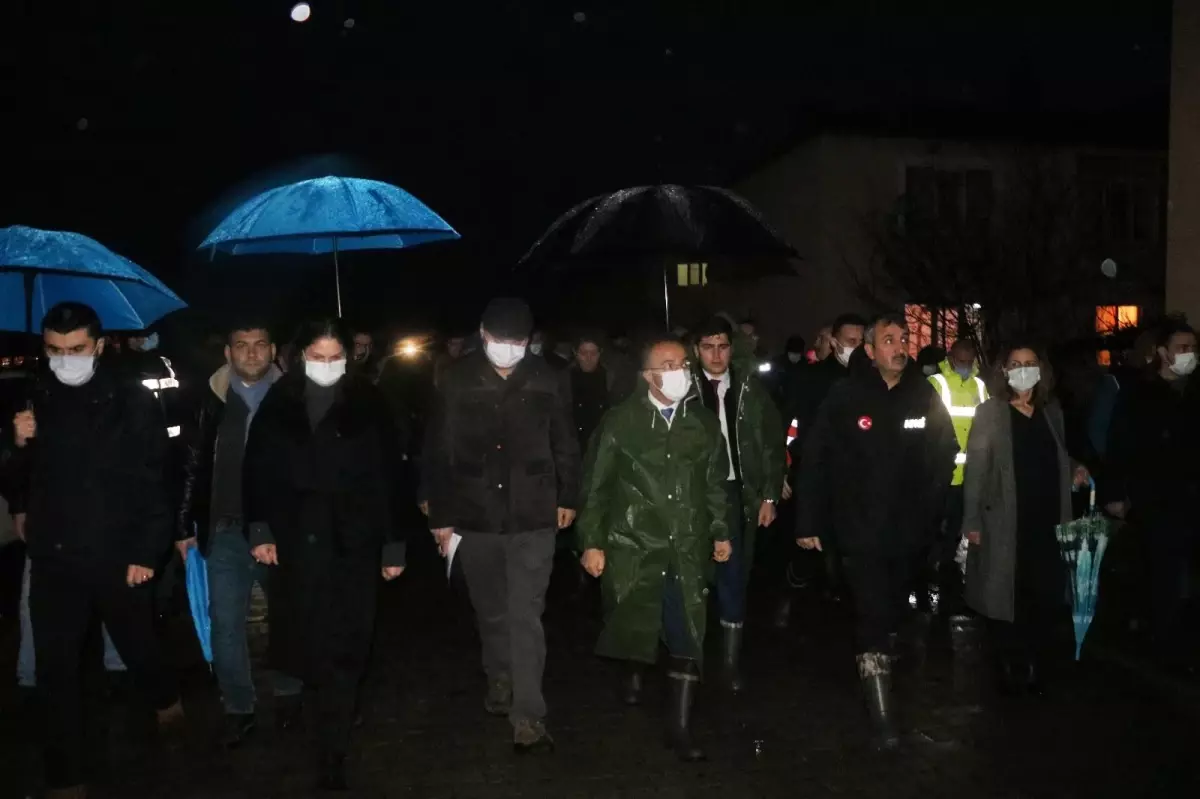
left=0, top=1, right=1172, bottom=330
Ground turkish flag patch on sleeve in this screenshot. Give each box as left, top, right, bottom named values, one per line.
left=857, top=415, right=873, bottom=431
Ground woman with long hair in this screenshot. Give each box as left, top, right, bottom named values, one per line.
left=961, top=344, right=1088, bottom=695
left=244, top=318, right=408, bottom=790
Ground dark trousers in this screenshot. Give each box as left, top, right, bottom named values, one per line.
left=841, top=553, right=912, bottom=654
left=30, top=557, right=178, bottom=788
left=1143, top=511, right=1199, bottom=660
left=938, top=486, right=966, bottom=614
left=662, top=568, right=701, bottom=662
left=459, top=531, right=556, bottom=724
left=714, top=481, right=746, bottom=624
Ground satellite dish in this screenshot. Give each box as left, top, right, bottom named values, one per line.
left=1101, top=258, right=1118, bottom=278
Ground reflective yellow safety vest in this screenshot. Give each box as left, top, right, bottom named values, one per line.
left=929, top=361, right=988, bottom=486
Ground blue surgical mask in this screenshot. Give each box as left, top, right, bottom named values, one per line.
left=954, top=364, right=972, bottom=380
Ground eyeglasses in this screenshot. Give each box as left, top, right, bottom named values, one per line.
left=645, top=360, right=691, bottom=373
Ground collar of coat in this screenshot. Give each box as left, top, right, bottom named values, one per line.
left=260, top=371, right=382, bottom=438
left=208, top=363, right=282, bottom=404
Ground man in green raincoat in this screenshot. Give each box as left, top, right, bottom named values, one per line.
left=577, top=335, right=732, bottom=763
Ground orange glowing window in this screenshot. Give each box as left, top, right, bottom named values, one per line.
left=1095, top=305, right=1139, bottom=365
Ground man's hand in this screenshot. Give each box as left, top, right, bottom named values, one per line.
left=713, top=540, right=732, bottom=563
left=418, top=501, right=429, bottom=517
left=431, top=527, right=455, bottom=557
left=126, top=565, right=155, bottom=587
left=252, top=543, right=278, bottom=565
left=781, top=478, right=793, bottom=502
left=796, top=536, right=822, bottom=551
left=966, top=531, right=982, bottom=545
left=758, top=501, right=777, bottom=528
left=13, top=513, right=25, bottom=541
left=557, top=508, right=576, bottom=529
left=13, top=410, right=35, bottom=448
left=175, top=537, right=197, bottom=563
left=1105, top=501, right=1128, bottom=520
left=581, top=548, right=605, bottom=577
left=381, top=565, right=406, bottom=581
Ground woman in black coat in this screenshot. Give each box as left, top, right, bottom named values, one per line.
left=244, top=318, right=407, bottom=791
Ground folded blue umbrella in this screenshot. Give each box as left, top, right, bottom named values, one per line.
left=185, top=544, right=213, bottom=664
left=0, top=225, right=187, bottom=333
left=198, top=176, right=459, bottom=317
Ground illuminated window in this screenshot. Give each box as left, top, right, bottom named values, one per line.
left=676, top=262, right=708, bottom=287
left=905, top=304, right=964, bottom=358
left=1095, top=305, right=1140, bottom=365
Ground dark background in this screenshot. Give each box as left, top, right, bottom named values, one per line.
left=0, top=0, right=1172, bottom=334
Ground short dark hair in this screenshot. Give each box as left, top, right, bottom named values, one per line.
left=950, top=338, right=977, bottom=356
left=831, top=313, right=868, bottom=338
left=1155, top=317, right=1195, bottom=351
left=227, top=318, right=273, bottom=346
left=481, top=297, right=533, bottom=340
left=786, top=335, right=806, bottom=353
left=574, top=330, right=605, bottom=351
left=692, top=315, right=734, bottom=343
left=991, top=343, right=1056, bottom=407
left=864, top=312, right=908, bottom=346
left=42, top=302, right=102, bottom=339
left=293, top=317, right=350, bottom=357
left=639, top=334, right=685, bottom=369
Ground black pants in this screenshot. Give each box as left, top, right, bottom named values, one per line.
left=937, top=486, right=965, bottom=614
left=841, top=553, right=912, bottom=654
left=30, top=557, right=178, bottom=788
left=1142, top=511, right=1199, bottom=660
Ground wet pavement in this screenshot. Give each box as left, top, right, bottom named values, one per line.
left=1, top=548, right=1196, bottom=799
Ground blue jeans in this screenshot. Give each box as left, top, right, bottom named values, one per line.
left=207, top=522, right=302, bottom=714
left=17, top=558, right=125, bottom=687
left=714, top=481, right=746, bottom=625
left=661, top=568, right=702, bottom=662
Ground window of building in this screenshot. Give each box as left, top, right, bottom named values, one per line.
left=1094, top=181, right=1160, bottom=245
left=1095, top=305, right=1140, bottom=365
left=676, top=262, right=708, bottom=287
left=905, top=304, right=959, bottom=358
left=904, top=166, right=994, bottom=229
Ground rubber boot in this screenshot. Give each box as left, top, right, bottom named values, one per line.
left=857, top=652, right=900, bottom=751
left=720, top=622, right=745, bottom=693
left=317, top=750, right=348, bottom=791
left=664, top=658, right=706, bottom=762
left=622, top=664, right=644, bottom=706
left=772, top=594, right=792, bottom=630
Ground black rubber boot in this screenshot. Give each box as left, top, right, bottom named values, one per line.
left=720, top=623, right=745, bottom=693
left=317, top=750, right=348, bottom=791
left=857, top=652, right=900, bottom=751
left=622, top=665, right=644, bottom=706
left=664, top=658, right=706, bottom=762
left=772, top=595, right=792, bottom=630
left=276, top=695, right=305, bottom=733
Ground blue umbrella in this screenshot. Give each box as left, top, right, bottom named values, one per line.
left=0, top=225, right=187, bottom=333
left=1055, top=479, right=1113, bottom=660
left=184, top=543, right=213, bottom=664
left=198, top=176, right=459, bottom=317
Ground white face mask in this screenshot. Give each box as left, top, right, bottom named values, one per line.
left=305, top=358, right=346, bottom=387
left=787, top=352, right=803, bottom=364
left=485, top=340, right=526, bottom=369
left=1169, top=352, right=1197, bottom=377
left=529, top=342, right=544, bottom=356
left=50, top=354, right=97, bottom=386
left=1006, top=366, right=1041, bottom=392
left=835, top=343, right=855, bottom=366
left=657, top=368, right=692, bottom=402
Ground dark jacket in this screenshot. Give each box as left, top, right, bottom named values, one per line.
left=795, top=365, right=958, bottom=556
left=244, top=372, right=408, bottom=567
left=11, top=365, right=172, bottom=568
left=783, top=354, right=851, bottom=457
left=423, top=352, right=581, bottom=534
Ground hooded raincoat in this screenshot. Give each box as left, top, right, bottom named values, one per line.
left=576, top=391, right=731, bottom=664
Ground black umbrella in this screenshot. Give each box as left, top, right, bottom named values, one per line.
left=518, top=185, right=799, bottom=326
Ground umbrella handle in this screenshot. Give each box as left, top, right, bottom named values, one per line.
left=1087, top=476, right=1096, bottom=514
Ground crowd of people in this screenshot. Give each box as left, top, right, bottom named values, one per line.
left=2, top=296, right=1197, bottom=795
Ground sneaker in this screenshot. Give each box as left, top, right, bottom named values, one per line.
left=220, top=712, right=256, bottom=749
left=512, top=719, right=554, bottom=754
left=484, top=676, right=512, bottom=717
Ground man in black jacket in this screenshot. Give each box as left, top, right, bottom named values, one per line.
left=423, top=297, right=581, bottom=754
left=795, top=313, right=956, bottom=749
left=9, top=302, right=182, bottom=796
left=175, top=319, right=302, bottom=747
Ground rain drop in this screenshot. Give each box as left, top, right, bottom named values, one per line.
left=573, top=11, right=586, bottom=23
left=290, top=3, right=311, bottom=23
left=76, top=118, right=89, bottom=131
left=1101, top=258, right=1118, bottom=278
left=344, top=18, right=355, bottom=29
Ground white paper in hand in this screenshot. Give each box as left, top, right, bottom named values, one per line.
left=445, top=533, right=463, bottom=579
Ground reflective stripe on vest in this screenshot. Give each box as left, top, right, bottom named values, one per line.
left=931, top=373, right=987, bottom=418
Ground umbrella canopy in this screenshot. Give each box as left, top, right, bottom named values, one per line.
left=199, top=176, right=460, bottom=254
left=518, top=184, right=799, bottom=268
left=0, top=225, right=186, bottom=333
left=1055, top=480, right=1113, bottom=660
left=185, top=544, right=213, bottom=664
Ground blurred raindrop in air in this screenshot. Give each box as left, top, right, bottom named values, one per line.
left=291, top=3, right=312, bottom=23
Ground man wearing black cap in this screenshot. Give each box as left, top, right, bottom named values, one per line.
left=422, top=297, right=581, bottom=753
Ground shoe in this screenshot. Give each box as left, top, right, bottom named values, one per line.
left=663, top=657, right=706, bottom=762
left=772, top=596, right=792, bottom=630
left=156, top=699, right=187, bottom=744
left=276, top=696, right=305, bottom=732
left=317, top=750, right=348, bottom=791
left=512, top=719, right=555, bottom=754
left=1025, top=660, right=1047, bottom=698
left=484, top=675, right=513, bottom=717
left=720, top=623, right=745, bottom=693
left=622, top=666, right=644, bottom=706
left=46, top=786, right=88, bottom=799
left=857, top=652, right=900, bottom=751
left=220, top=712, right=256, bottom=749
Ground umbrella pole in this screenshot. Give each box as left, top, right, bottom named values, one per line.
left=334, top=240, right=343, bottom=319
left=662, top=264, right=671, bottom=329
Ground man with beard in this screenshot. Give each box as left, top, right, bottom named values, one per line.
left=175, top=320, right=303, bottom=747
left=795, top=313, right=957, bottom=749
left=423, top=298, right=580, bottom=753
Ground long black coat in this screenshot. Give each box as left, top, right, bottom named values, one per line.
left=423, top=353, right=581, bottom=534
left=243, top=372, right=407, bottom=680
left=795, top=365, right=958, bottom=557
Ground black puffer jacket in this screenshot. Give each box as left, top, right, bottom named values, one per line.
left=423, top=352, right=581, bottom=534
